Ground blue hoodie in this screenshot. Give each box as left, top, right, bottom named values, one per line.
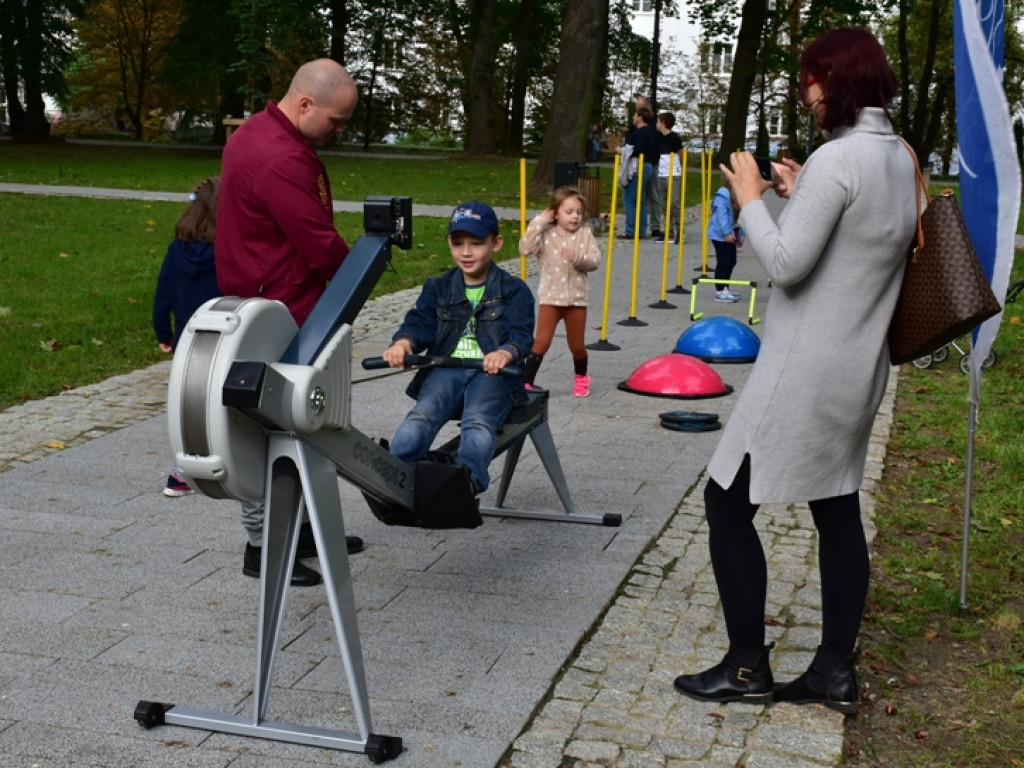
left=152, top=238, right=221, bottom=348
left=706, top=186, right=745, bottom=243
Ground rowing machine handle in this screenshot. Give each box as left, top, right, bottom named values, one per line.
left=361, top=355, right=523, bottom=378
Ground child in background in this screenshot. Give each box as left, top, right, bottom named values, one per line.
left=381, top=201, right=534, bottom=496
left=152, top=177, right=222, bottom=496
left=519, top=186, right=602, bottom=396
left=707, top=185, right=745, bottom=303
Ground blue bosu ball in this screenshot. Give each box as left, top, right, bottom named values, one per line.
left=675, top=316, right=761, bottom=363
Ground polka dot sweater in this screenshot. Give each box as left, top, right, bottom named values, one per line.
left=519, top=215, right=601, bottom=307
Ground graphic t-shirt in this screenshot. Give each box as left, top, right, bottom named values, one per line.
left=451, top=283, right=486, bottom=359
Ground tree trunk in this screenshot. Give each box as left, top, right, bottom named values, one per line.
left=330, top=0, right=347, bottom=64
left=464, top=0, right=498, bottom=155
left=504, top=0, right=535, bottom=156
left=530, top=0, right=609, bottom=190
left=717, top=0, right=766, bottom=166
left=19, top=0, right=51, bottom=140
left=0, top=0, right=26, bottom=135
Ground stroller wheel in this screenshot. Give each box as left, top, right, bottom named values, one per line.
left=912, top=354, right=933, bottom=369
left=960, top=349, right=997, bottom=374
left=932, top=345, right=949, bottom=363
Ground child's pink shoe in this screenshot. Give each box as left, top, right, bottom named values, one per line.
left=524, top=382, right=534, bottom=391
left=572, top=374, right=591, bottom=397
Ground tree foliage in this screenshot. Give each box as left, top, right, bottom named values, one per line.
left=64, top=0, right=182, bottom=139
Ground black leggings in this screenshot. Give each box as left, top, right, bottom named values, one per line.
left=704, top=456, right=869, bottom=657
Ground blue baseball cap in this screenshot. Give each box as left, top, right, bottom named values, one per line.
left=448, top=201, right=500, bottom=238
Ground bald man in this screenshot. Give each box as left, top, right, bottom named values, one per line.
left=216, top=59, right=363, bottom=586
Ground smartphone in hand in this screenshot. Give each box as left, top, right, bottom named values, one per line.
left=754, top=156, right=774, bottom=181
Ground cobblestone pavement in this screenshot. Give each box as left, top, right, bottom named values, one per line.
left=0, top=188, right=896, bottom=767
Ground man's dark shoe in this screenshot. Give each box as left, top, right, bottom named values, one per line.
left=673, top=643, right=774, bottom=704
left=773, top=646, right=859, bottom=714
left=243, top=542, right=322, bottom=587
left=296, top=522, right=365, bottom=558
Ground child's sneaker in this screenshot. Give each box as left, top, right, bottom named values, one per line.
left=713, top=289, right=739, bottom=303
left=163, top=474, right=194, bottom=497
left=572, top=374, right=591, bottom=397
left=524, top=382, right=534, bottom=390
left=727, top=288, right=742, bottom=301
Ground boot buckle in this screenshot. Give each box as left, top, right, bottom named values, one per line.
left=736, top=666, right=753, bottom=682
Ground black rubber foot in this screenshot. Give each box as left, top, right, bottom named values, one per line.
left=134, top=700, right=170, bottom=729
left=586, top=340, right=621, bottom=351
left=366, top=734, right=403, bottom=763
left=648, top=301, right=677, bottom=309
left=617, top=317, right=648, bottom=327
left=667, top=286, right=691, bottom=294
left=603, top=513, right=623, bottom=526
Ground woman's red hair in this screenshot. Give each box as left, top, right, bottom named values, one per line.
left=799, top=27, right=897, bottom=133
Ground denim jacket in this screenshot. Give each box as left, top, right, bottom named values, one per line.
left=393, top=264, right=535, bottom=404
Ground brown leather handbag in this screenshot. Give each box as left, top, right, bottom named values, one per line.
left=887, top=144, right=1002, bottom=365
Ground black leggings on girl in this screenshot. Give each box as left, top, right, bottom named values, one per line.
left=704, top=455, right=869, bottom=657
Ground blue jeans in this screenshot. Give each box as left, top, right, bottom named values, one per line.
left=390, top=367, right=513, bottom=493
left=623, top=161, right=653, bottom=236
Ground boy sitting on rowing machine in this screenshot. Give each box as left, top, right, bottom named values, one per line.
left=380, top=201, right=535, bottom=496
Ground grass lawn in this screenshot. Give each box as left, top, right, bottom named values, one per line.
left=0, top=140, right=715, bottom=215
left=0, top=193, right=459, bottom=409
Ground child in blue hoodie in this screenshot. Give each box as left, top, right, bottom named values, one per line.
left=152, top=176, right=221, bottom=496
left=706, top=185, right=746, bottom=303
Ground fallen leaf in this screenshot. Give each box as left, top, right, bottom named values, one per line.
left=45, top=441, right=66, bottom=450
left=914, top=730, right=929, bottom=741
left=886, top=704, right=898, bottom=715
left=59, top=252, right=70, bottom=258
left=0, top=306, right=11, bottom=317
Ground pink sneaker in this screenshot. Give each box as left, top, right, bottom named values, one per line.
left=524, top=382, right=534, bottom=390
left=572, top=374, right=591, bottom=397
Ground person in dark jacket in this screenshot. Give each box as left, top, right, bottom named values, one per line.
left=152, top=176, right=221, bottom=496
left=618, top=107, right=660, bottom=239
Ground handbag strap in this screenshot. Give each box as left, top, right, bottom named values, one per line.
left=899, top=137, right=929, bottom=251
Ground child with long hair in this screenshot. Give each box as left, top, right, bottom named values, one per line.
left=519, top=186, right=601, bottom=396
left=152, top=176, right=221, bottom=496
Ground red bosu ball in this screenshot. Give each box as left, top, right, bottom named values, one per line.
left=617, top=353, right=733, bottom=399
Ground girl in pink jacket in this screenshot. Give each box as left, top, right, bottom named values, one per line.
left=519, top=187, right=601, bottom=396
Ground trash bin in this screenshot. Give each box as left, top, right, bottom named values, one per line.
left=554, top=161, right=579, bottom=190
left=577, top=166, right=601, bottom=221
left=554, top=161, right=601, bottom=220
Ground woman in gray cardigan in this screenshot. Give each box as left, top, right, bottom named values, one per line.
left=673, top=28, right=918, bottom=713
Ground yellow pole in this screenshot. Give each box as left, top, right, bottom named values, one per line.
left=519, top=157, right=528, bottom=279
left=654, top=153, right=675, bottom=305
left=700, top=149, right=712, bottom=275
left=674, top=149, right=689, bottom=291
left=588, top=153, right=621, bottom=350
left=623, top=155, right=645, bottom=324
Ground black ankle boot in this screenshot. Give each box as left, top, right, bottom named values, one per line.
left=673, top=643, right=774, bottom=704
left=773, top=646, right=859, bottom=714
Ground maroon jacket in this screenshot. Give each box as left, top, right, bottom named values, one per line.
left=216, top=101, right=349, bottom=325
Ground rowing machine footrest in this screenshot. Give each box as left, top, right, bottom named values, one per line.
left=364, top=461, right=482, bottom=529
